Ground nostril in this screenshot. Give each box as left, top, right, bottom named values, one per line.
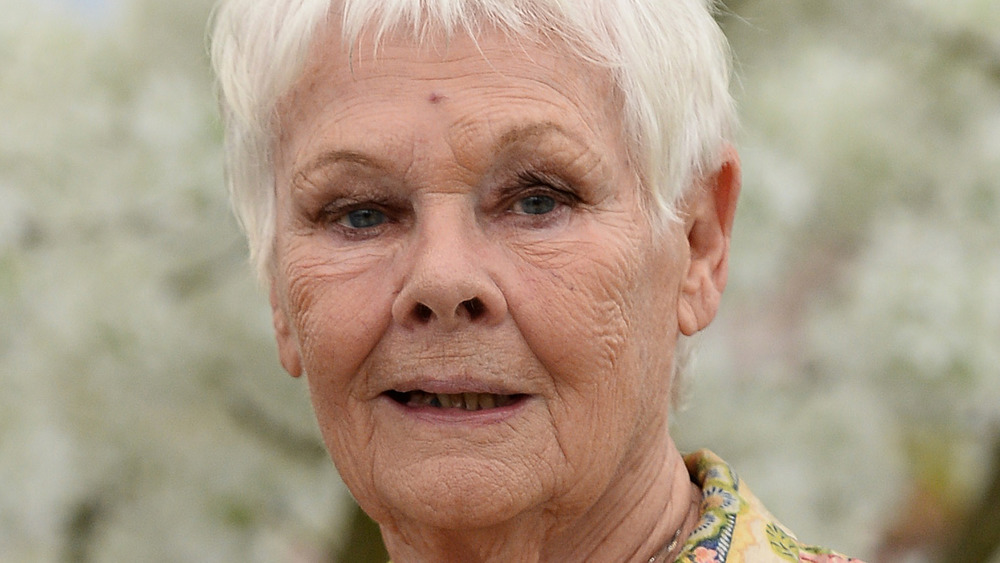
left=408, top=298, right=488, bottom=325
left=414, top=303, right=433, bottom=322
left=462, top=297, right=485, bottom=319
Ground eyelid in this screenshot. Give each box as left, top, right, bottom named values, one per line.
left=291, top=160, right=403, bottom=220
left=486, top=170, right=580, bottom=228
left=508, top=170, right=582, bottom=204
left=319, top=194, right=396, bottom=218
left=315, top=197, right=403, bottom=240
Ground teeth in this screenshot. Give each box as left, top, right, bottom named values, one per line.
left=463, top=393, right=479, bottom=410
left=403, top=391, right=515, bottom=411
left=414, top=393, right=435, bottom=407
left=479, top=393, right=495, bottom=409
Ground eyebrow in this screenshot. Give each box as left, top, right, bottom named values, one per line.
left=492, top=121, right=581, bottom=154
left=291, top=120, right=588, bottom=188
left=294, top=149, right=391, bottom=181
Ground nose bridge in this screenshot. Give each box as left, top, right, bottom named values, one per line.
left=392, top=197, right=506, bottom=329
left=417, top=198, right=474, bottom=261
left=411, top=196, right=478, bottom=279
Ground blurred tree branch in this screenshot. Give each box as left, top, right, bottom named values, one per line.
left=64, top=496, right=106, bottom=563
left=334, top=504, right=389, bottom=563
left=940, top=432, right=1000, bottom=563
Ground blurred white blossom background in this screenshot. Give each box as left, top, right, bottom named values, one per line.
left=1, top=0, right=998, bottom=561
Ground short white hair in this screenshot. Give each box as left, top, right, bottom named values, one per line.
left=210, top=0, right=736, bottom=284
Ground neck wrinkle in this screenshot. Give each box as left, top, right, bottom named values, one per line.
left=581, top=437, right=696, bottom=563
left=379, top=438, right=694, bottom=563
left=538, top=435, right=693, bottom=562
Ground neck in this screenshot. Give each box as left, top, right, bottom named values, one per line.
left=380, top=437, right=698, bottom=563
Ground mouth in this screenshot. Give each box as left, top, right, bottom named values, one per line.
left=384, top=390, right=527, bottom=412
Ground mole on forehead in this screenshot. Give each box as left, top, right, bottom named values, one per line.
left=428, top=91, right=447, bottom=104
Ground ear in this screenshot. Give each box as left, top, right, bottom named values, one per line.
left=677, top=146, right=741, bottom=336
left=270, top=283, right=303, bottom=377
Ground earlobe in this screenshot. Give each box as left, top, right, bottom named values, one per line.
left=270, top=283, right=303, bottom=378
left=678, top=147, right=741, bottom=336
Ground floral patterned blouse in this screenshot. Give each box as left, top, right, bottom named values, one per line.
left=676, top=450, right=866, bottom=563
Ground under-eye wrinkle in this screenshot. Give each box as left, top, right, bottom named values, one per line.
left=316, top=196, right=402, bottom=241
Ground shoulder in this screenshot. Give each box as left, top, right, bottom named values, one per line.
left=675, top=450, right=867, bottom=563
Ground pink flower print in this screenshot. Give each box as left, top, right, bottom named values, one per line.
left=694, top=546, right=719, bottom=563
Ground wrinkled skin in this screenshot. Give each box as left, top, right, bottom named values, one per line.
left=269, top=21, right=740, bottom=563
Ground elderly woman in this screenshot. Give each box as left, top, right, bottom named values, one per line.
left=211, top=0, right=863, bottom=561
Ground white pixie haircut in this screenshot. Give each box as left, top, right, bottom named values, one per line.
left=210, top=0, right=736, bottom=284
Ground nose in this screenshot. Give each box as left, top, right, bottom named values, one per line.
left=391, top=206, right=507, bottom=330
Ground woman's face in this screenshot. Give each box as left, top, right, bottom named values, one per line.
left=271, top=25, right=697, bottom=530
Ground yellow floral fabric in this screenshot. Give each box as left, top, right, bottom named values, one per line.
left=676, top=450, right=866, bottom=563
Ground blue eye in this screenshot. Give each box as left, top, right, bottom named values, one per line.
left=515, top=195, right=557, bottom=215
left=339, top=208, right=386, bottom=229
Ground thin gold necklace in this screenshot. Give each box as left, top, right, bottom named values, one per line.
left=648, top=488, right=700, bottom=563
left=646, top=526, right=683, bottom=563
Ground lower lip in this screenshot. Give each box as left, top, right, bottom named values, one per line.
left=378, top=394, right=531, bottom=426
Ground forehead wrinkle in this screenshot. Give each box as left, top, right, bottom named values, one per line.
left=441, top=61, right=620, bottom=166
left=284, top=25, right=626, bottom=199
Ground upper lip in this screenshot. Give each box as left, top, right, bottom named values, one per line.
left=383, top=377, right=524, bottom=396
left=364, top=336, right=537, bottom=399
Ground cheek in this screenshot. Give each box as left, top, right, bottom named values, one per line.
left=280, top=252, right=397, bottom=502
left=277, top=242, right=397, bottom=449
left=515, top=235, right=660, bottom=370
left=510, top=249, right=643, bottom=401
left=280, top=238, right=395, bottom=376
left=286, top=271, right=368, bottom=378
left=506, top=230, right=682, bottom=445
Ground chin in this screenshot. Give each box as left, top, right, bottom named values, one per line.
left=369, top=454, right=544, bottom=530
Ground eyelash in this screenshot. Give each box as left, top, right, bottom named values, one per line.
left=313, top=170, right=580, bottom=236
left=511, top=171, right=579, bottom=203
left=318, top=199, right=396, bottom=239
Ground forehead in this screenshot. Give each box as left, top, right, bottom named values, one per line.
left=275, top=20, right=628, bottom=172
